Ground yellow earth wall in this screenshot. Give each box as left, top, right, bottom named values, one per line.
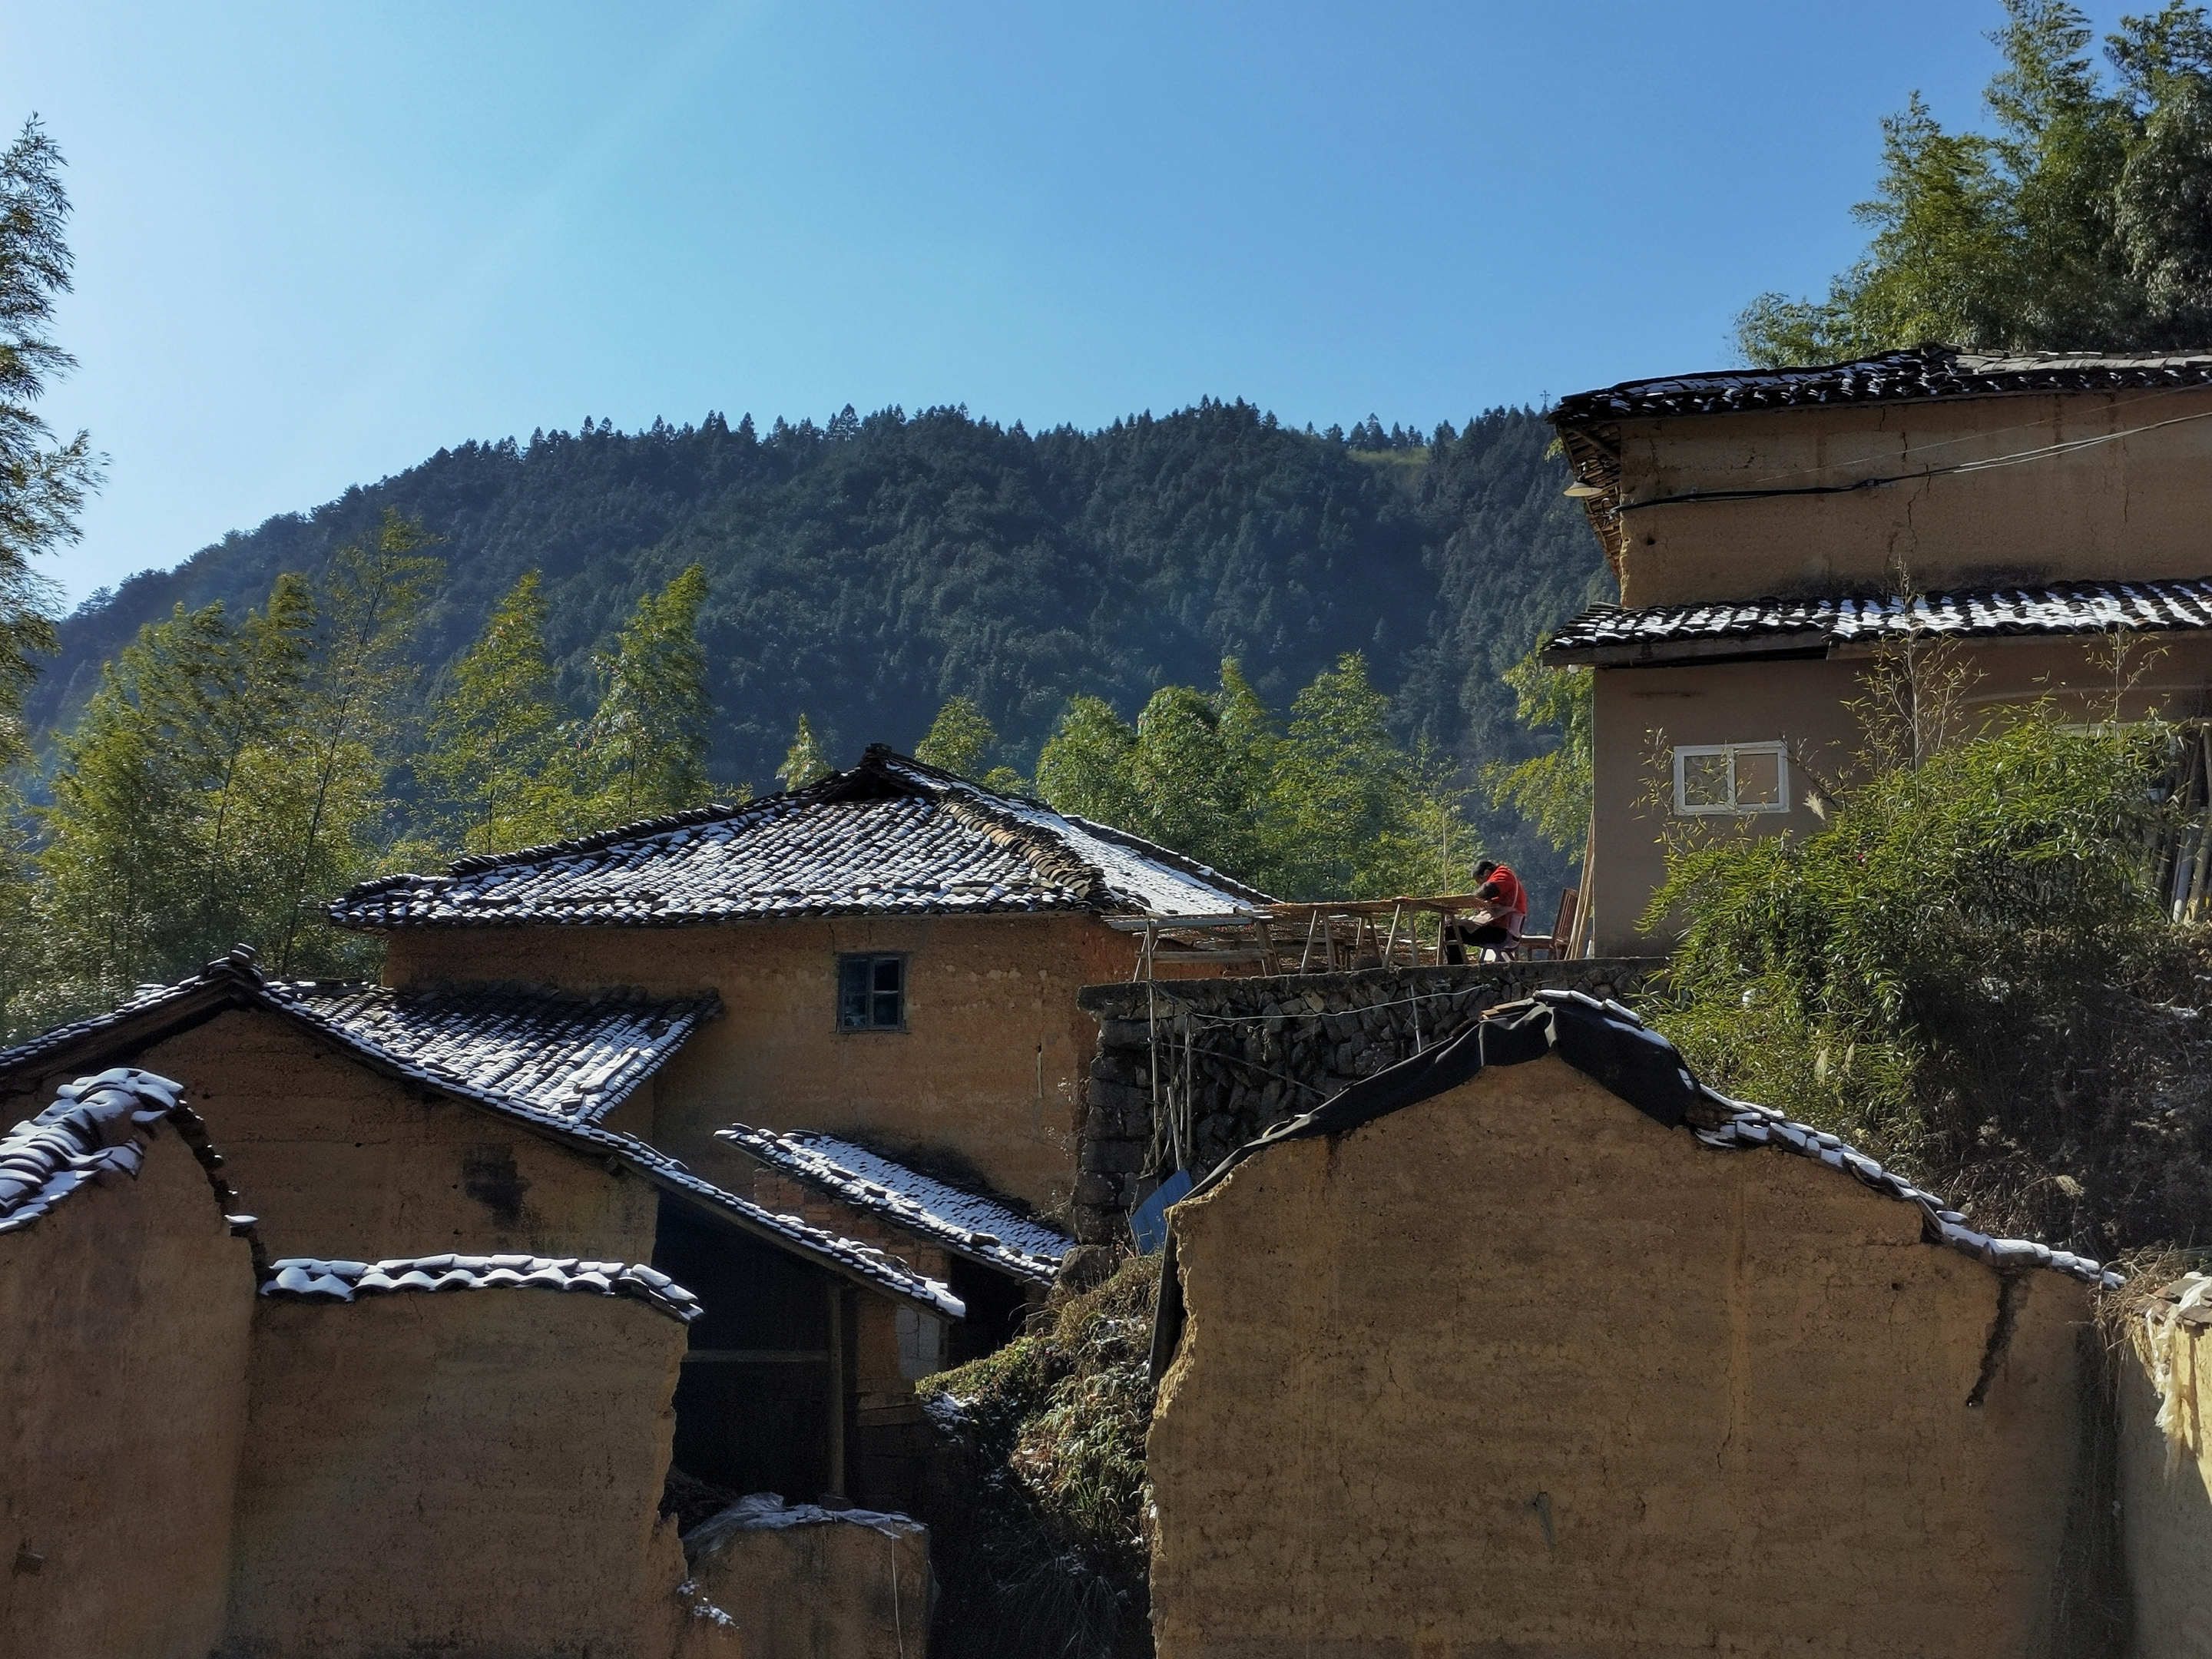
left=2118, top=1316, right=2212, bottom=1658
left=1606, top=388, right=2212, bottom=607
left=1150, top=1053, right=2092, bottom=1659
left=98, top=1008, right=660, bottom=1263
left=0, top=1126, right=254, bottom=1659
left=1587, top=634, right=2212, bottom=955
left=382, top=911, right=1137, bottom=1216
left=220, top=1286, right=702, bottom=1659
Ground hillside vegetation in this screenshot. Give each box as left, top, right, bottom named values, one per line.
left=35, top=402, right=1608, bottom=890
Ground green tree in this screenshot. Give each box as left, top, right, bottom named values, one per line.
left=1034, top=696, right=1137, bottom=820
left=916, top=694, right=997, bottom=780
left=273, top=511, right=443, bottom=972
left=0, top=117, right=101, bottom=761
left=421, top=571, right=579, bottom=853
left=776, top=712, right=833, bottom=791
left=1482, top=649, right=1592, bottom=854
left=1647, top=712, right=2173, bottom=1246
left=581, top=565, right=714, bottom=823
left=1035, top=654, right=1474, bottom=900
left=1736, top=1, right=2212, bottom=362
left=34, top=581, right=316, bottom=1008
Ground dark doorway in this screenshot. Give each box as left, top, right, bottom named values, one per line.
left=945, top=1256, right=1033, bottom=1367
left=654, top=1197, right=840, bottom=1500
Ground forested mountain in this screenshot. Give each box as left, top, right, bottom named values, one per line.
left=32, top=399, right=1609, bottom=889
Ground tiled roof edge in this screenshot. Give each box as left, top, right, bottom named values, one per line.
left=257, top=1252, right=702, bottom=1324
left=1151, top=990, right=2117, bottom=1383
left=1543, top=577, right=2212, bottom=664
left=717, top=1123, right=1069, bottom=1284
left=1057, top=811, right=1275, bottom=906
left=0, top=1068, right=267, bottom=1272
left=0, top=950, right=714, bottom=1131
left=1548, top=343, right=2212, bottom=426
left=610, top=1126, right=967, bottom=1318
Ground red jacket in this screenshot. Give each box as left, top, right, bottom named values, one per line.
left=1477, top=865, right=1528, bottom=935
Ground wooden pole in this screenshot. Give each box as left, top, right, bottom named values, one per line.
left=826, top=1282, right=847, bottom=1498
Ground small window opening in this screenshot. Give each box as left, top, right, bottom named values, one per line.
left=1673, top=742, right=1790, bottom=816
left=837, top=954, right=907, bottom=1031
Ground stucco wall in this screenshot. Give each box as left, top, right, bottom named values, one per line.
left=1587, top=634, right=2212, bottom=954
left=382, top=911, right=1136, bottom=1214
left=0, top=1125, right=254, bottom=1659
left=1607, top=388, right=2212, bottom=607
left=221, top=1286, right=711, bottom=1659
left=1150, top=1053, right=2093, bottom=1659
left=119, top=1008, right=657, bottom=1263
left=2118, top=1316, right=2212, bottom=1658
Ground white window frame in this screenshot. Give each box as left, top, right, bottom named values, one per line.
left=1673, top=742, right=1790, bottom=817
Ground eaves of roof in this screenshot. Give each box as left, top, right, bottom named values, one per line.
left=1542, top=578, right=2212, bottom=667
left=0, top=952, right=962, bottom=1319
left=719, top=1124, right=1071, bottom=1286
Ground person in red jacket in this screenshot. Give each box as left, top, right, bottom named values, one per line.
left=1448, top=859, right=1527, bottom=961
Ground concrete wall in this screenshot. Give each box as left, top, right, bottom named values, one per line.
left=2119, top=1312, right=2212, bottom=1658
left=104, top=1008, right=660, bottom=1263
left=383, top=911, right=1137, bottom=1216
left=1150, top=1053, right=2094, bottom=1659
left=1606, top=388, right=2212, bottom=607
left=220, top=1286, right=720, bottom=1659
left=1075, top=959, right=1657, bottom=1243
left=0, top=1125, right=254, bottom=1659
left=1587, top=634, right=2212, bottom=954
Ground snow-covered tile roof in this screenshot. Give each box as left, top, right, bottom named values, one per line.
left=1543, top=578, right=2212, bottom=666
left=0, top=1068, right=259, bottom=1248
left=1550, top=344, right=2212, bottom=424
left=0, top=949, right=713, bottom=1128
left=0, top=953, right=958, bottom=1316
left=273, top=980, right=714, bottom=1124
left=328, top=746, right=1268, bottom=929
left=719, top=1124, right=1071, bottom=1284
left=257, top=1252, right=702, bottom=1323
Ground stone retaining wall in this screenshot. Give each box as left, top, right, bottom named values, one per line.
left=1069, top=959, right=1660, bottom=1243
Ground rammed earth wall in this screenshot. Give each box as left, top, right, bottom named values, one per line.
left=1071, top=959, right=1659, bottom=1243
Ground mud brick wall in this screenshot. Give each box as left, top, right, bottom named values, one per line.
left=1069, top=958, right=1659, bottom=1243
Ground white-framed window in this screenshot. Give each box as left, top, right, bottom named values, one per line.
left=1674, top=742, right=1790, bottom=816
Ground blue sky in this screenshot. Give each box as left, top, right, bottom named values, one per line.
left=4, top=2, right=2140, bottom=603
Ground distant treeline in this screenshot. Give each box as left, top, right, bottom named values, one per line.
left=31, top=398, right=1609, bottom=879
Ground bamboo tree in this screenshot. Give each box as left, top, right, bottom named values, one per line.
left=0, top=118, right=101, bottom=763
left=421, top=570, right=578, bottom=852
left=776, top=712, right=833, bottom=791
left=274, top=510, right=442, bottom=972
left=916, top=695, right=997, bottom=780
left=582, top=565, right=714, bottom=823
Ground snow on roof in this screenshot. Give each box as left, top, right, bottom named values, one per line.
left=718, top=1124, right=1071, bottom=1284
left=328, top=746, right=1269, bottom=929
left=0, top=953, right=958, bottom=1316
left=0, top=949, right=714, bottom=1129
left=257, top=1252, right=701, bottom=1323
left=1544, top=578, right=2212, bottom=667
